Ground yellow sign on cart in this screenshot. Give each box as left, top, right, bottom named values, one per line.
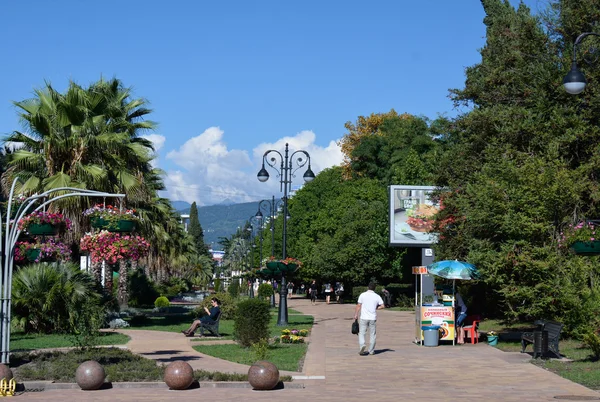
left=420, top=306, right=455, bottom=341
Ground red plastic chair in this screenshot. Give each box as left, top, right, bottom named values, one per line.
left=462, top=315, right=481, bottom=344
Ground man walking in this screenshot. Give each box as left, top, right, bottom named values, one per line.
left=354, top=282, right=385, bottom=355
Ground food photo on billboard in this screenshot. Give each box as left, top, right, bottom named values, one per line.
left=389, top=185, right=439, bottom=247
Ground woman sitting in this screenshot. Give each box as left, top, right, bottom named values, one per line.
left=181, top=297, right=221, bottom=337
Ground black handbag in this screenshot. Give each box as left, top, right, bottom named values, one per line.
left=351, top=319, right=359, bottom=335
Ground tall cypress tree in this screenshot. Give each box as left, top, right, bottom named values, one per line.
left=188, top=202, right=210, bottom=257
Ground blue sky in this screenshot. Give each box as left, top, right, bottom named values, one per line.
left=0, top=0, right=541, bottom=206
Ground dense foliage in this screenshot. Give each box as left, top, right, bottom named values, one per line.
left=233, top=298, right=270, bottom=347
left=12, top=263, right=102, bottom=334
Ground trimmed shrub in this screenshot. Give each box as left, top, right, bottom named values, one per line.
left=192, top=292, right=236, bottom=320
left=257, top=283, right=274, bottom=299
left=583, top=332, right=600, bottom=359
left=383, top=283, right=413, bottom=307
left=228, top=280, right=240, bottom=299
left=154, top=296, right=170, bottom=309
left=234, top=298, right=270, bottom=347
left=214, top=278, right=222, bottom=293
left=127, top=268, right=159, bottom=308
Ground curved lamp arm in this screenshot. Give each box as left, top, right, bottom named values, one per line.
left=564, top=32, right=600, bottom=94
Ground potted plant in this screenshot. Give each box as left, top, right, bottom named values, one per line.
left=487, top=330, right=499, bottom=346
left=83, top=204, right=139, bottom=232
left=14, top=239, right=72, bottom=263
left=17, top=211, right=72, bottom=235
left=559, top=221, right=600, bottom=255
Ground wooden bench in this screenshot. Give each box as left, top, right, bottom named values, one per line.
left=198, top=311, right=222, bottom=337
left=521, top=320, right=563, bottom=358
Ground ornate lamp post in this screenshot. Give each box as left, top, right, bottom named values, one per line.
left=257, top=143, right=315, bottom=326
left=563, top=32, right=600, bottom=94
left=255, top=196, right=286, bottom=308
left=246, top=217, right=258, bottom=298
left=0, top=178, right=125, bottom=364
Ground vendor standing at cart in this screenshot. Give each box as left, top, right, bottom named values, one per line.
left=455, top=292, right=468, bottom=344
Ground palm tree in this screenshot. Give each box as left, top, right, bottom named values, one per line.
left=2, top=78, right=156, bottom=241
left=12, top=262, right=100, bottom=333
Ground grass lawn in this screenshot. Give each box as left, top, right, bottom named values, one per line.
left=10, top=331, right=129, bottom=351
left=481, top=319, right=600, bottom=390
left=192, top=343, right=307, bottom=372
left=125, top=310, right=314, bottom=340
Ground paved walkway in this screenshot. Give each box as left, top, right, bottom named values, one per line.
left=18, top=297, right=600, bottom=401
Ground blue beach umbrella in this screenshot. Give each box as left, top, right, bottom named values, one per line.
left=427, top=260, right=480, bottom=281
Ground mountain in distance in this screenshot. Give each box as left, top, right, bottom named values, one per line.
left=171, top=200, right=192, bottom=212
left=175, top=200, right=261, bottom=250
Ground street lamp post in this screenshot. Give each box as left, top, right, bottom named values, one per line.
left=247, top=217, right=257, bottom=298
left=563, top=32, right=600, bottom=94
left=255, top=196, right=285, bottom=308
left=257, top=143, right=315, bottom=326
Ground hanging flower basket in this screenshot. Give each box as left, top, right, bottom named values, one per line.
left=560, top=221, right=600, bottom=255
left=570, top=241, right=600, bottom=255
left=25, top=248, right=42, bottom=262
left=17, top=211, right=72, bottom=235
left=90, top=217, right=136, bottom=232
left=14, top=240, right=71, bottom=264
left=27, top=223, right=59, bottom=236
left=263, top=257, right=302, bottom=275
left=80, top=231, right=150, bottom=264
left=84, top=204, right=139, bottom=232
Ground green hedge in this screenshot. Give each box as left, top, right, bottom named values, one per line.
left=233, top=298, right=271, bottom=347
left=351, top=283, right=413, bottom=307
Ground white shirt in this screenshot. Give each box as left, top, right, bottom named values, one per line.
left=357, top=290, right=384, bottom=320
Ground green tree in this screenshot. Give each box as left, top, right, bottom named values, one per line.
left=432, top=0, right=600, bottom=334
left=189, top=202, right=211, bottom=257
left=287, top=166, right=405, bottom=286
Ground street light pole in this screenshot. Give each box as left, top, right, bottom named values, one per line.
left=256, top=196, right=285, bottom=308
left=257, top=143, right=315, bottom=326
left=563, top=32, right=600, bottom=94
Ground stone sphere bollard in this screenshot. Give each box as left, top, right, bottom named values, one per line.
left=248, top=360, right=279, bottom=390
left=164, top=361, right=194, bottom=390
left=75, top=360, right=105, bottom=391
left=0, top=364, right=13, bottom=381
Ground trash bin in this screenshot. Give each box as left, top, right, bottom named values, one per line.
left=533, top=330, right=548, bottom=359
left=422, top=325, right=440, bottom=347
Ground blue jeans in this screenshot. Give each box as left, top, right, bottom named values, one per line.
left=456, top=312, right=467, bottom=327
left=358, top=319, right=377, bottom=354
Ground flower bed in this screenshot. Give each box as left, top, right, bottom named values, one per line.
left=275, top=328, right=309, bottom=344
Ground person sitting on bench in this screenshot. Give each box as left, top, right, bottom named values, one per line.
left=182, top=297, right=221, bottom=337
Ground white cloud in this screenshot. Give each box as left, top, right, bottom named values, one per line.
left=161, top=127, right=343, bottom=206
left=142, top=134, right=166, bottom=152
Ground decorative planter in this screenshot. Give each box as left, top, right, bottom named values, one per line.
left=25, top=248, right=41, bottom=262
left=570, top=240, right=600, bottom=255
left=27, top=223, right=59, bottom=236
left=265, top=261, right=279, bottom=270
left=91, top=217, right=136, bottom=232
left=487, top=335, right=498, bottom=346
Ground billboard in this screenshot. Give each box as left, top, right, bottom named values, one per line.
left=389, top=185, right=439, bottom=247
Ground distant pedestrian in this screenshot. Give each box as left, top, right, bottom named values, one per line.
left=324, top=282, right=332, bottom=304
left=354, top=282, right=384, bottom=355
left=310, top=280, right=318, bottom=305
left=287, top=282, right=294, bottom=299
left=335, top=282, right=344, bottom=303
